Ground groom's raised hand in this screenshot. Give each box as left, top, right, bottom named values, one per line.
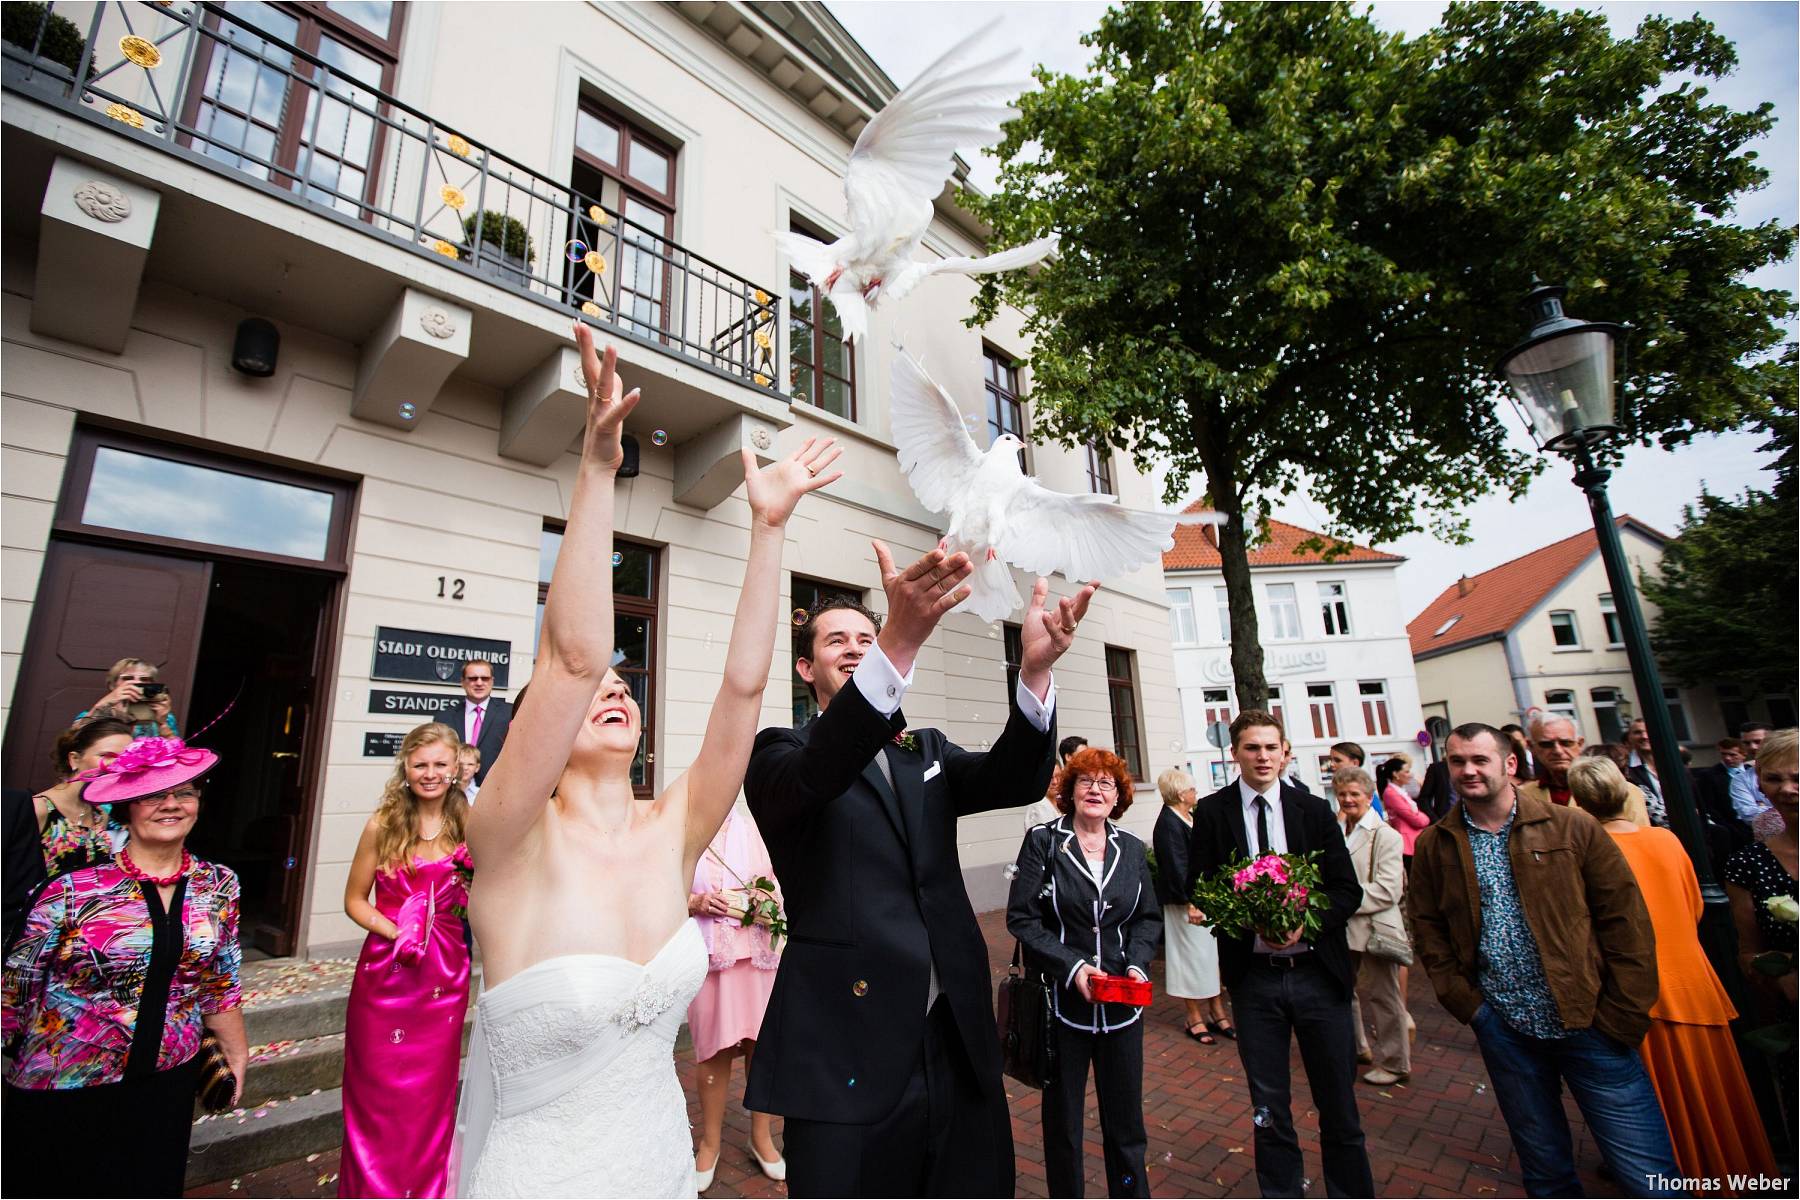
left=1019, top=576, right=1099, bottom=700
left=873, top=540, right=972, bottom=677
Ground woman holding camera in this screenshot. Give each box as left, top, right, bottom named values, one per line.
left=3, top=737, right=246, bottom=1196
left=81, top=658, right=179, bottom=740
left=1008, top=747, right=1162, bottom=1198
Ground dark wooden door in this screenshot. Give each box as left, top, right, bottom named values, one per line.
left=3, top=542, right=211, bottom=792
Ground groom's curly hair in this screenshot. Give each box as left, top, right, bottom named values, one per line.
left=794, top=594, right=883, bottom=663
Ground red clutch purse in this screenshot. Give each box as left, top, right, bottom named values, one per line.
left=1089, top=972, right=1153, bottom=1006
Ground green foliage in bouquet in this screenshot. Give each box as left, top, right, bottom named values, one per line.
left=1192, top=851, right=1331, bottom=943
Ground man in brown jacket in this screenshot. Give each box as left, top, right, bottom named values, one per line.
left=1408, top=723, right=1679, bottom=1198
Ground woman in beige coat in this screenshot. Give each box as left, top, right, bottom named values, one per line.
left=1334, top=767, right=1411, bottom=1085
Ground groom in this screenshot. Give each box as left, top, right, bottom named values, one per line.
left=746, top=541, right=1094, bottom=1197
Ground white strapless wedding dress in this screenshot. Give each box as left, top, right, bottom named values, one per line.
left=455, top=920, right=709, bottom=1198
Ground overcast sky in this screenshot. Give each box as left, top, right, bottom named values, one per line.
left=825, top=0, right=1798, bottom=618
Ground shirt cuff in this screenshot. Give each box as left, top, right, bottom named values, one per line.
left=1126, top=965, right=1148, bottom=982
left=1015, top=673, right=1056, bottom=732
left=850, top=641, right=914, bottom=718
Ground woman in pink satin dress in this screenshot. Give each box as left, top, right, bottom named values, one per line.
left=339, top=722, right=472, bottom=1199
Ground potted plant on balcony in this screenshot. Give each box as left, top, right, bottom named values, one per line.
left=461, top=211, right=535, bottom=284
left=3, top=2, right=86, bottom=74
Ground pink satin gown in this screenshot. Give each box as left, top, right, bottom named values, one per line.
left=339, top=855, right=470, bottom=1199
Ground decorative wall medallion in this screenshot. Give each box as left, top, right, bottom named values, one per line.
left=418, top=307, right=457, bottom=340
left=439, top=184, right=466, bottom=210
left=119, top=35, right=162, bottom=68
left=103, top=103, right=146, bottom=129
left=446, top=134, right=472, bottom=158
left=573, top=363, right=590, bottom=390
left=72, top=180, right=132, bottom=222
left=751, top=426, right=773, bottom=451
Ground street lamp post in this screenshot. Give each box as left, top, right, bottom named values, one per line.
left=1496, top=282, right=1739, bottom=978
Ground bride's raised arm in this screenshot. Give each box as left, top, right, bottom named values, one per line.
left=680, top=437, right=842, bottom=867
left=469, top=323, right=639, bottom=862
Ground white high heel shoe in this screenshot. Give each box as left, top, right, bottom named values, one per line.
left=695, top=1152, right=718, bottom=1193
left=748, top=1141, right=787, bottom=1182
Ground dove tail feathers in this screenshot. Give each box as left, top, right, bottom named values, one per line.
left=828, top=288, right=871, bottom=344
left=949, top=544, right=1024, bottom=624
left=775, top=230, right=837, bottom=286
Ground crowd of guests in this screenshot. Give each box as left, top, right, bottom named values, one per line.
left=2, top=642, right=1793, bottom=1200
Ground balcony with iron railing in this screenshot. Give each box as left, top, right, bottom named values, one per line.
left=2, top=1, right=791, bottom=498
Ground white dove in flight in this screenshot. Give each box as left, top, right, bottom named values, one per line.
left=890, top=351, right=1223, bottom=623
left=776, top=22, right=1059, bottom=344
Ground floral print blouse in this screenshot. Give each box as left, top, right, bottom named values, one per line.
left=2, top=858, right=242, bottom=1090
left=38, top=804, right=128, bottom=882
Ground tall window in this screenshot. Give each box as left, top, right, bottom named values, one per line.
left=1105, top=646, right=1143, bottom=780
left=1591, top=686, right=1627, bottom=743
left=983, top=347, right=1028, bottom=470
left=572, top=101, right=679, bottom=335
left=1085, top=443, right=1113, bottom=494
left=1358, top=681, right=1392, bottom=737
left=1319, top=581, right=1352, bottom=637
left=1214, top=586, right=1232, bottom=642
left=1598, top=593, right=1623, bottom=647
left=1202, top=687, right=1233, bottom=728
left=1545, top=688, right=1579, bottom=726
left=1307, top=682, right=1339, bottom=739
left=1266, top=685, right=1286, bottom=735
left=1266, top=583, right=1302, bottom=641
left=1166, top=588, right=1197, bottom=645
left=1718, top=686, right=1751, bottom=738
left=788, top=223, right=854, bottom=418
left=1003, top=623, right=1024, bottom=701
left=538, top=526, right=659, bottom=792
left=790, top=577, right=863, bottom=725
left=1663, top=687, right=1692, bottom=742
left=187, top=2, right=404, bottom=216
left=1549, top=610, right=1581, bottom=648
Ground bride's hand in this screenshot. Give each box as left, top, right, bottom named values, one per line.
left=741, top=437, right=841, bottom=530
left=573, top=322, right=641, bottom=472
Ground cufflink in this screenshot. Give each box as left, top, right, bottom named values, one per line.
left=886, top=685, right=897, bottom=698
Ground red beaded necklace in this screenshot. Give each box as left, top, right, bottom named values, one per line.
left=118, top=847, right=191, bottom=886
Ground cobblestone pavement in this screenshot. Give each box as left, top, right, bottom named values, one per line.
left=188, top=909, right=1611, bottom=1197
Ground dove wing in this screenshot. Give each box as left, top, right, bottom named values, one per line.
left=890, top=350, right=985, bottom=515
left=844, top=23, right=1025, bottom=249
left=883, top=233, right=1061, bottom=304
left=996, top=481, right=1183, bottom=583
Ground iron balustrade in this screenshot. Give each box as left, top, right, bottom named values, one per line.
left=1, top=0, right=784, bottom=394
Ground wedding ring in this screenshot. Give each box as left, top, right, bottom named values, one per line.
left=805, top=464, right=817, bottom=476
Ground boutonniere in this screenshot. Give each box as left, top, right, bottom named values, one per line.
left=892, top=731, right=919, bottom=753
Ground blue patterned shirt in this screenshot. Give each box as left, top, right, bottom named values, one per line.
left=1463, top=801, right=1566, bottom=1039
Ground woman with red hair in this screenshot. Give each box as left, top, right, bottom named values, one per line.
left=1008, top=746, right=1162, bottom=1197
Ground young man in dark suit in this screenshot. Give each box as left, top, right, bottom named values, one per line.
left=745, top=540, right=1094, bottom=1198
left=443, top=659, right=511, bottom=785
left=1186, top=710, right=1373, bottom=1198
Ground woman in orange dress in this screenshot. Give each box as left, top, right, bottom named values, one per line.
left=1569, top=757, right=1778, bottom=1192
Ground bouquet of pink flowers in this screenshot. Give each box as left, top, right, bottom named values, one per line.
left=1192, top=852, right=1330, bottom=944
left=448, top=843, right=475, bottom=920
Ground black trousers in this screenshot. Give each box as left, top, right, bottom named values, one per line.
left=4, top=1055, right=202, bottom=1197
left=783, top=996, right=1014, bottom=1198
left=1042, top=1019, right=1150, bottom=1198
left=1229, top=954, right=1374, bottom=1199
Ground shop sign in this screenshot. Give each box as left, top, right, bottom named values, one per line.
left=368, top=689, right=462, bottom=717
left=363, top=731, right=407, bottom=758
left=372, top=627, right=511, bottom=687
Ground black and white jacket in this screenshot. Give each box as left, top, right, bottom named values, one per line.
left=1006, top=816, right=1163, bottom=1033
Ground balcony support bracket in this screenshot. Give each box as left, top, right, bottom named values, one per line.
left=32, top=157, right=161, bottom=354
left=499, top=345, right=587, bottom=466
left=352, top=288, right=471, bottom=430
left=674, top=413, right=780, bottom=510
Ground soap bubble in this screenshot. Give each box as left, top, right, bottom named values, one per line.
left=1252, top=1106, right=1273, bottom=1128
left=611, top=552, right=623, bottom=566
left=398, top=402, right=416, bottom=421
left=792, top=608, right=808, bottom=626
left=564, top=239, right=589, bottom=262
left=651, top=429, right=668, bottom=446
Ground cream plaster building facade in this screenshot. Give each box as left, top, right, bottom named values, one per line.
left=0, top=1, right=1179, bottom=954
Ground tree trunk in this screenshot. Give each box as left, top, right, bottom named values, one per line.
left=1189, top=398, right=1269, bottom=715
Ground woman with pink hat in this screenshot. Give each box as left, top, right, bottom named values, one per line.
left=2, top=735, right=247, bottom=1196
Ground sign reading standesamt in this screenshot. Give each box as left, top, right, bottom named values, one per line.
left=368, top=690, right=463, bottom=717
left=372, top=627, right=511, bottom=687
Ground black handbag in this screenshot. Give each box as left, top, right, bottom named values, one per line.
left=996, top=845, right=1058, bottom=1089
left=195, top=1030, right=238, bottom=1113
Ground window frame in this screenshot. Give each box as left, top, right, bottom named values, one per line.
left=1358, top=680, right=1392, bottom=738
left=1266, top=582, right=1303, bottom=641
left=574, top=100, right=680, bottom=337
left=1214, top=586, right=1232, bottom=643
left=786, top=221, right=856, bottom=420
left=1201, top=686, right=1233, bottom=729
left=1166, top=588, right=1198, bottom=646
left=983, top=345, right=1029, bottom=472
left=1598, top=593, right=1623, bottom=647
left=1084, top=442, right=1113, bottom=494
left=1544, top=688, right=1579, bottom=727
left=1306, top=681, right=1339, bottom=740
left=1319, top=580, right=1351, bottom=638
left=1549, top=609, right=1582, bottom=650
left=1590, top=686, right=1627, bottom=744
left=1266, top=684, right=1286, bottom=736
left=1105, top=645, right=1144, bottom=782
left=1663, top=686, right=1692, bottom=742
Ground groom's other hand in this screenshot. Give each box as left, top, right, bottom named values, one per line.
left=1019, top=576, right=1098, bottom=699
left=873, top=540, right=972, bottom=676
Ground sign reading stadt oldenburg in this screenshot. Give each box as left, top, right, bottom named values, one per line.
left=372, top=626, right=511, bottom=687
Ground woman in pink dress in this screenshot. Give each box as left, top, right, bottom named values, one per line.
left=339, top=722, right=471, bottom=1199
left=687, top=804, right=784, bottom=1191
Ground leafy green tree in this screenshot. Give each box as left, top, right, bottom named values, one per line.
left=966, top=0, right=1795, bottom=709
left=1644, top=389, right=1797, bottom=699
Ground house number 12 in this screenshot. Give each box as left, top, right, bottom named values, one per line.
left=437, top=576, right=466, bottom=600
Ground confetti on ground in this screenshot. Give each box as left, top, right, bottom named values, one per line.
left=307, top=1153, right=320, bottom=1163
left=238, top=958, right=357, bottom=1006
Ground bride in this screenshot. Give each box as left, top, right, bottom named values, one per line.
left=456, top=324, right=840, bottom=1198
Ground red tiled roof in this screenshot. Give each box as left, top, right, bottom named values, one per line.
left=1406, top=516, right=1669, bottom=659
left=1162, top=502, right=1403, bottom=571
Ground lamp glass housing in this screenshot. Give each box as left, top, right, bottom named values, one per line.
left=1502, top=327, right=1620, bottom=451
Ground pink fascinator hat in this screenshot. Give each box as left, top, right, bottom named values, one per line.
left=80, top=736, right=219, bottom=805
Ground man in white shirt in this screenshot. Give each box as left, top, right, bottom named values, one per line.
left=444, top=659, right=511, bottom=786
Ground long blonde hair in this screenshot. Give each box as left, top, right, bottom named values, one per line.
left=373, top=722, right=469, bottom=871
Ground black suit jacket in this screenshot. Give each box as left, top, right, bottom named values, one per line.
left=1008, top=816, right=1162, bottom=1031
left=3, top=788, right=46, bottom=953
left=1150, top=804, right=1192, bottom=908
left=1691, top=763, right=1753, bottom=865
left=1185, top=781, right=1363, bottom=997
left=743, top=676, right=1055, bottom=1125
left=442, top=696, right=512, bottom=784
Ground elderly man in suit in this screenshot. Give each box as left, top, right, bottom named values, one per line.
left=1187, top=710, right=1372, bottom=1198
left=745, top=541, right=1093, bottom=1198
left=443, top=659, right=511, bottom=785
